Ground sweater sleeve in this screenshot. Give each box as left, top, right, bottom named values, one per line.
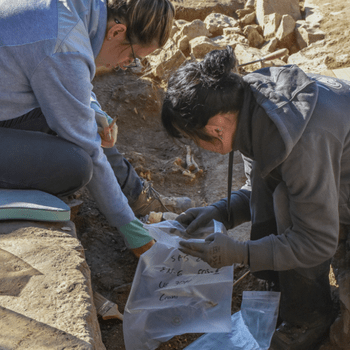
left=248, top=129, right=341, bottom=272
left=30, top=51, right=135, bottom=228
left=211, top=154, right=252, bottom=229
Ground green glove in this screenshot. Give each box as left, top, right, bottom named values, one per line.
left=119, top=219, right=153, bottom=249
left=179, top=232, right=248, bottom=268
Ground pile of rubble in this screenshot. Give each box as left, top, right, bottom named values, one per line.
left=143, top=0, right=325, bottom=80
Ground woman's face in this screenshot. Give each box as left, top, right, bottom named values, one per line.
left=95, top=22, right=158, bottom=70
left=197, top=112, right=239, bottom=155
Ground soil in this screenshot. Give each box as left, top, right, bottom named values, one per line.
left=71, top=0, right=350, bottom=348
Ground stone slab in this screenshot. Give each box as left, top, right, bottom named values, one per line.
left=0, top=221, right=105, bottom=350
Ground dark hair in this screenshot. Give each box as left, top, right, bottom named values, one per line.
left=161, top=46, right=245, bottom=142
left=107, top=0, right=175, bottom=47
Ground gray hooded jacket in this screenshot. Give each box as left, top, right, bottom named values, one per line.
left=213, top=65, right=350, bottom=272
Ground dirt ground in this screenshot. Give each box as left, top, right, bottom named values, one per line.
left=71, top=0, right=350, bottom=348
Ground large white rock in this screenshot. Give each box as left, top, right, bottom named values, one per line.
left=295, top=21, right=325, bottom=49
left=204, top=13, right=240, bottom=37
left=0, top=221, right=105, bottom=350
left=173, top=19, right=211, bottom=51
left=146, top=40, right=186, bottom=80
left=276, top=14, right=296, bottom=50
left=263, top=13, right=282, bottom=39
left=256, top=0, right=301, bottom=28
left=190, top=36, right=222, bottom=59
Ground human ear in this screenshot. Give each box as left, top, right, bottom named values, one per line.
left=107, top=23, right=127, bottom=41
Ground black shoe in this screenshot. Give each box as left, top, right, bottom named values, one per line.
left=269, top=313, right=336, bottom=350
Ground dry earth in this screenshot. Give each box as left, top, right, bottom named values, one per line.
left=71, top=0, right=350, bottom=349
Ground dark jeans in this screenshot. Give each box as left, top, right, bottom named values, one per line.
left=250, top=178, right=333, bottom=326
left=0, top=108, right=142, bottom=201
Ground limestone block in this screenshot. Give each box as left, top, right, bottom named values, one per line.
left=243, top=25, right=264, bottom=47
left=263, top=13, right=282, bottom=39
left=178, top=35, right=190, bottom=52
left=0, top=221, right=105, bottom=350
left=240, top=12, right=256, bottom=26
left=212, top=34, right=249, bottom=48
left=223, top=27, right=243, bottom=36
left=261, top=38, right=279, bottom=53
left=204, top=13, right=240, bottom=37
left=147, top=40, right=186, bottom=80
left=276, top=14, right=296, bottom=50
left=173, top=19, right=211, bottom=50
left=256, top=0, right=301, bottom=27
left=189, top=36, right=221, bottom=59
left=295, top=21, right=326, bottom=49
left=170, top=25, right=179, bottom=38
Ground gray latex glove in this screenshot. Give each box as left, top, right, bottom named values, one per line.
left=179, top=232, right=248, bottom=268
left=176, top=206, right=226, bottom=236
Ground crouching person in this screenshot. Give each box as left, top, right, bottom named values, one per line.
left=161, top=46, right=350, bottom=349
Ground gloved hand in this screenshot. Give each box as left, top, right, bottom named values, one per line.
left=131, top=239, right=155, bottom=258
left=178, top=232, right=248, bottom=268
left=119, top=219, right=155, bottom=257
left=176, top=206, right=226, bottom=236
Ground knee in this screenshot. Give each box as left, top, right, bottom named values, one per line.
left=68, top=147, right=93, bottom=187
left=60, top=146, right=93, bottom=196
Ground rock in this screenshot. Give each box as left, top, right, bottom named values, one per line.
left=263, top=13, right=282, bottom=39
left=223, top=27, right=243, bottom=36
left=146, top=40, right=186, bottom=80
left=276, top=14, right=296, bottom=50
left=236, top=6, right=255, bottom=19
left=204, top=13, right=240, bottom=37
left=170, top=25, right=179, bottom=38
left=189, top=36, right=221, bottom=59
left=0, top=221, right=105, bottom=350
left=240, top=11, right=256, bottom=26
left=243, top=25, right=264, bottom=47
left=295, top=21, right=326, bottom=49
left=172, top=0, right=244, bottom=22
left=256, top=0, right=301, bottom=28
left=261, top=38, right=279, bottom=53
left=212, top=34, right=249, bottom=48
left=173, top=19, right=211, bottom=51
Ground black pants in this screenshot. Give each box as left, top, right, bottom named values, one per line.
left=0, top=108, right=93, bottom=197
left=249, top=171, right=333, bottom=327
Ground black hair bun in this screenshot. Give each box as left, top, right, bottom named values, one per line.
left=200, top=46, right=237, bottom=81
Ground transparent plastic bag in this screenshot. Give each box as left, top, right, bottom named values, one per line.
left=123, top=220, right=234, bottom=350
left=184, top=291, right=281, bottom=350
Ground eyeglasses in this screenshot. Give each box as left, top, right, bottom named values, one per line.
left=114, top=18, right=138, bottom=69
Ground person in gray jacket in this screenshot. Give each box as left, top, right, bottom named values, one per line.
left=0, top=0, right=192, bottom=257
left=161, top=46, right=349, bottom=349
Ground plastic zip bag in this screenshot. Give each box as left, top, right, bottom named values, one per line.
left=184, top=291, right=281, bottom=350
left=123, top=220, right=234, bottom=350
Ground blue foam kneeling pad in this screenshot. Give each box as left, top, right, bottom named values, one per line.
left=0, top=189, right=71, bottom=222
